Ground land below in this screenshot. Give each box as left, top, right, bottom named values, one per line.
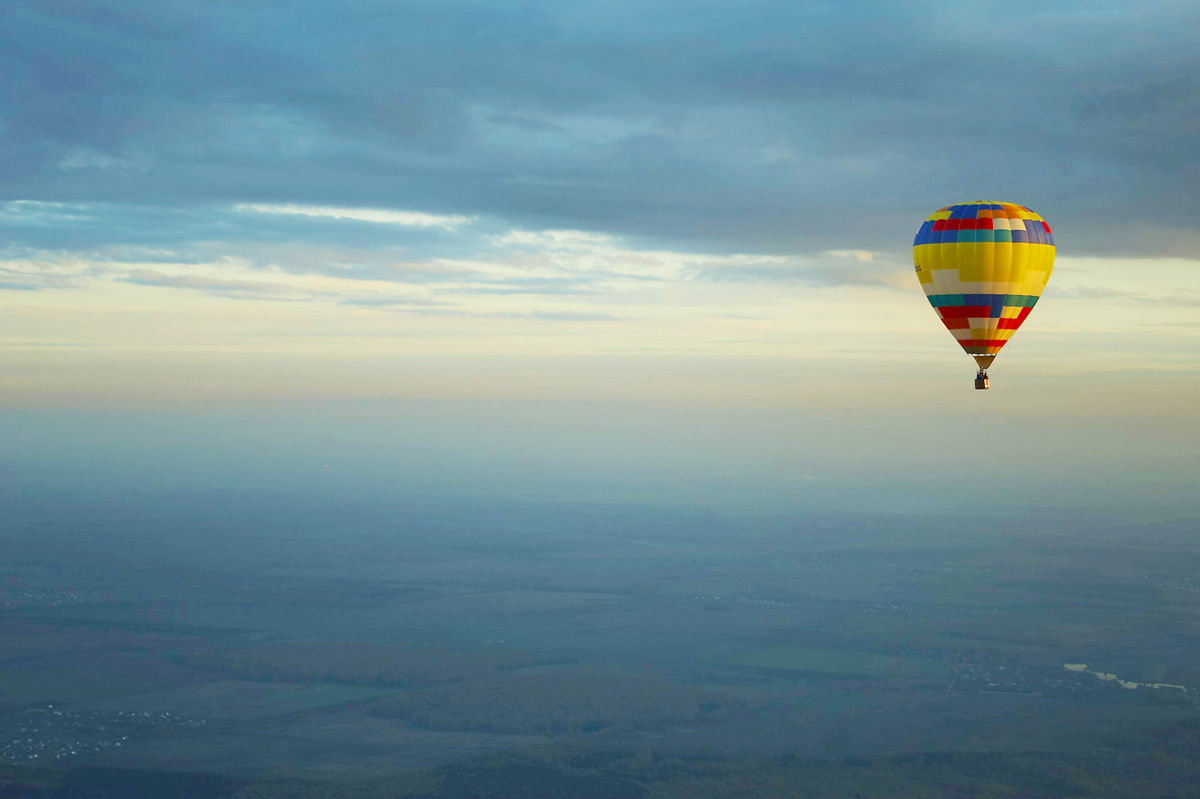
left=2, top=491, right=1199, bottom=797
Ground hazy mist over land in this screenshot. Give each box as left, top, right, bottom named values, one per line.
left=3, top=1, right=1200, bottom=796
left=2, top=395, right=1197, bottom=516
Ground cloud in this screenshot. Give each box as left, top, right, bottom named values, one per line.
left=687, top=252, right=912, bottom=289
left=119, top=269, right=292, bottom=297
left=492, top=230, right=616, bottom=249
left=0, top=201, right=488, bottom=259
left=1052, top=285, right=1200, bottom=307
left=235, top=204, right=472, bottom=229
left=0, top=249, right=109, bottom=290
left=824, top=250, right=877, bottom=262
left=494, top=310, right=619, bottom=321
left=0, top=203, right=923, bottom=307
left=58, top=147, right=153, bottom=172
left=337, top=295, right=447, bottom=307
left=442, top=281, right=601, bottom=297
left=2, top=1, right=1198, bottom=259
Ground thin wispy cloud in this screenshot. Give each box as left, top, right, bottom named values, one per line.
left=236, top=204, right=473, bottom=229
left=337, top=295, right=449, bottom=308
left=1051, top=285, right=1200, bottom=307
left=119, top=269, right=293, bottom=296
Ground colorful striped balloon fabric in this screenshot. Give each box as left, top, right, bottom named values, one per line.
left=912, top=201, right=1055, bottom=369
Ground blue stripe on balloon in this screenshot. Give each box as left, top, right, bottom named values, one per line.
left=929, top=293, right=1040, bottom=309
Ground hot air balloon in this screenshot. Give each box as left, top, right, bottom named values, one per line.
left=912, top=201, right=1055, bottom=389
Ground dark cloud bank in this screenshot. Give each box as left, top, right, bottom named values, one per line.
left=3, top=0, right=1198, bottom=258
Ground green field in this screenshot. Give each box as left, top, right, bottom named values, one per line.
left=728, top=647, right=952, bottom=680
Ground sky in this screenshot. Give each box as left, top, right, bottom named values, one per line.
left=2, top=0, right=1198, bottom=516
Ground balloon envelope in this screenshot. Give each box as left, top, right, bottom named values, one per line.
left=912, top=201, right=1055, bottom=370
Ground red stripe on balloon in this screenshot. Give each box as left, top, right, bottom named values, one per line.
left=937, top=306, right=991, bottom=318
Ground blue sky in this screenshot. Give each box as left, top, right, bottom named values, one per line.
left=2, top=0, right=1198, bottom=514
